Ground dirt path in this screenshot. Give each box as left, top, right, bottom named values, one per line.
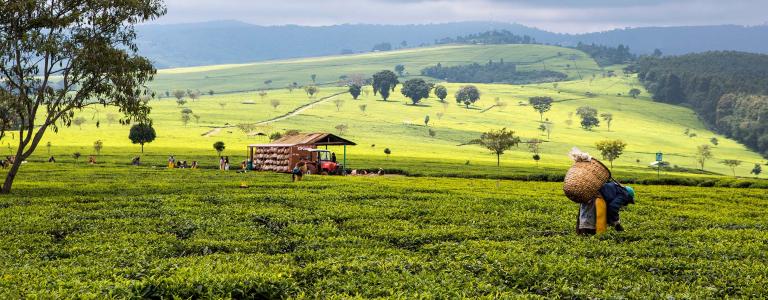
left=253, top=92, right=345, bottom=125
left=202, top=127, right=221, bottom=137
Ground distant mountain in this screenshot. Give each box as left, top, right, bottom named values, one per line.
left=136, top=21, right=768, bottom=68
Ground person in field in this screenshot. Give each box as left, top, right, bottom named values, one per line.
left=292, top=161, right=306, bottom=182
left=219, top=156, right=225, bottom=170
left=168, top=155, right=175, bottom=168
left=131, top=156, right=140, bottom=166
left=224, top=156, right=230, bottom=170
left=577, top=182, right=635, bottom=235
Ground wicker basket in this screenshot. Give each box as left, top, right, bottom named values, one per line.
left=563, top=159, right=611, bottom=203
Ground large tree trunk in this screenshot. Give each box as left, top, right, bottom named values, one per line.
left=1, top=157, right=23, bottom=194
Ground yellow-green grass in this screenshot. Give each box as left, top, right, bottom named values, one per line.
left=15, top=73, right=765, bottom=179
left=149, top=44, right=601, bottom=94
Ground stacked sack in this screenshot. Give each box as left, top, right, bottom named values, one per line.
left=254, top=147, right=292, bottom=172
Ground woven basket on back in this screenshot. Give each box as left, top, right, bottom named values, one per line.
left=563, top=159, right=611, bottom=203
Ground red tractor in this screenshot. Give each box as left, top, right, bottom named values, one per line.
left=307, top=149, right=343, bottom=175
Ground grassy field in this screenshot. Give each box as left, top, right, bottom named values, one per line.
left=148, top=44, right=601, bottom=93
left=21, top=71, right=765, bottom=179
left=1, top=165, right=767, bottom=298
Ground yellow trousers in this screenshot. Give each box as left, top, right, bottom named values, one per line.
left=595, top=196, right=607, bottom=234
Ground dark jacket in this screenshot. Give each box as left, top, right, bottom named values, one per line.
left=599, top=182, right=634, bottom=224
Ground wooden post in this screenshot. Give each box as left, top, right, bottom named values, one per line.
left=343, top=144, right=347, bottom=176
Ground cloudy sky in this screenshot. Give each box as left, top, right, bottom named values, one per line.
left=155, top=0, right=768, bottom=33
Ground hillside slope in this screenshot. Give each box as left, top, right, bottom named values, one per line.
left=150, top=44, right=600, bottom=94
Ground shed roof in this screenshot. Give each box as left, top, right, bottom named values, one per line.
left=249, top=132, right=356, bottom=147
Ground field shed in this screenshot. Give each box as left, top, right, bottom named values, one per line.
left=248, top=133, right=356, bottom=173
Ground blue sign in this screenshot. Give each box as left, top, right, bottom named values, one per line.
left=656, top=152, right=663, bottom=162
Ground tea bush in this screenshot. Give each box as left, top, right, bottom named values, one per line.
left=1, top=164, right=767, bottom=298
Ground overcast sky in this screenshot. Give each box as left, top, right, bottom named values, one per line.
left=154, top=0, right=768, bottom=33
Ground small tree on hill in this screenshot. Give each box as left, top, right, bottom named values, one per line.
left=629, top=88, right=641, bottom=98
left=258, top=90, right=268, bottom=102
left=434, top=85, right=448, bottom=102
left=595, top=139, right=627, bottom=169
left=106, top=113, right=118, bottom=126
left=188, top=90, right=200, bottom=102
left=394, top=64, right=406, bottom=76
left=543, top=121, right=554, bottom=140
left=529, top=96, right=553, bottom=121
left=349, top=84, right=362, bottom=99
left=478, top=128, right=521, bottom=167
left=310, top=74, right=317, bottom=83
left=372, top=70, right=399, bottom=101
left=173, top=90, right=186, bottom=102
left=264, top=79, right=272, bottom=87
left=333, top=99, right=345, bottom=111
left=359, top=104, right=367, bottom=114
left=576, top=106, right=600, bottom=130
left=401, top=78, right=431, bottom=105
left=270, top=99, right=281, bottom=110
left=751, top=163, right=762, bottom=178
left=72, top=152, right=81, bottom=164
left=710, top=137, right=719, bottom=146
left=600, top=113, right=614, bottom=131
left=304, top=86, right=319, bottom=98
left=93, top=140, right=104, bottom=156
left=456, top=85, right=480, bottom=108
left=73, top=117, right=87, bottom=130
left=335, top=124, right=348, bottom=135
left=213, top=141, right=226, bottom=157
left=384, top=148, right=391, bottom=160
left=696, top=144, right=713, bottom=171
left=720, top=159, right=741, bottom=177
left=424, top=115, right=430, bottom=127
left=176, top=98, right=187, bottom=106
left=129, top=123, right=156, bottom=153
left=428, top=128, right=436, bottom=138
left=180, top=112, right=191, bottom=127
left=436, top=112, right=444, bottom=120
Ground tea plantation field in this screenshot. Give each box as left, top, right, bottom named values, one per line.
left=1, top=165, right=767, bottom=298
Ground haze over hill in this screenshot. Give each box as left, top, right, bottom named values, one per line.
left=137, top=21, right=768, bottom=67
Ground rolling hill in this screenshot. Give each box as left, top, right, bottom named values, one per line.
left=136, top=21, right=768, bottom=67
left=27, top=44, right=766, bottom=179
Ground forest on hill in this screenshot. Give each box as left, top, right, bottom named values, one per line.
left=420, top=60, right=567, bottom=84
left=632, top=51, right=768, bottom=156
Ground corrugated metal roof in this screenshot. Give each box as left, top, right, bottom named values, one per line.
left=248, top=132, right=356, bottom=147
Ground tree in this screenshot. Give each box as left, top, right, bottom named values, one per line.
left=188, top=90, right=200, bottom=102
left=455, top=85, right=481, bottom=108
left=428, top=128, right=436, bottom=138
left=528, top=96, right=553, bottom=121
left=720, top=160, right=741, bottom=177
left=335, top=124, right=348, bottom=135
left=595, top=139, right=627, bottom=169
left=600, top=113, right=614, bottom=131
left=394, top=64, right=405, bottom=76
left=434, top=85, right=448, bottom=102
left=401, top=78, right=431, bottom=105
left=209, top=90, right=215, bottom=96
left=129, top=123, right=157, bottom=153
left=258, top=90, right=268, bottom=101
left=73, top=117, right=87, bottom=130
left=359, top=104, right=367, bottom=113
left=577, top=106, right=600, bottom=130
left=436, top=112, right=444, bottom=120
left=349, top=84, right=362, bottom=100
left=304, top=86, right=319, bottom=98
left=106, top=113, right=118, bottom=126
left=372, top=70, right=399, bottom=101
left=219, top=102, right=227, bottom=109
left=270, top=99, right=281, bottom=110
left=72, top=152, right=81, bottom=164
left=527, top=139, right=543, bottom=167
left=173, top=90, right=186, bottom=102
left=710, top=137, right=719, bottom=146
left=213, top=141, right=226, bottom=157
left=696, top=145, right=714, bottom=171
left=193, top=114, right=201, bottom=124
left=629, top=88, right=641, bottom=98
left=751, top=163, right=762, bottom=177
left=495, top=97, right=508, bottom=111
left=333, top=99, right=345, bottom=111
left=176, top=98, right=187, bottom=107
left=424, top=115, right=430, bottom=127
left=477, top=128, right=521, bottom=167
left=384, top=148, right=391, bottom=160
left=542, top=121, right=554, bottom=140
left=264, top=79, right=273, bottom=87
left=93, top=140, right=104, bottom=156
left=180, top=112, right=191, bottom=127
left=310, top=74, right=317, bottom=83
